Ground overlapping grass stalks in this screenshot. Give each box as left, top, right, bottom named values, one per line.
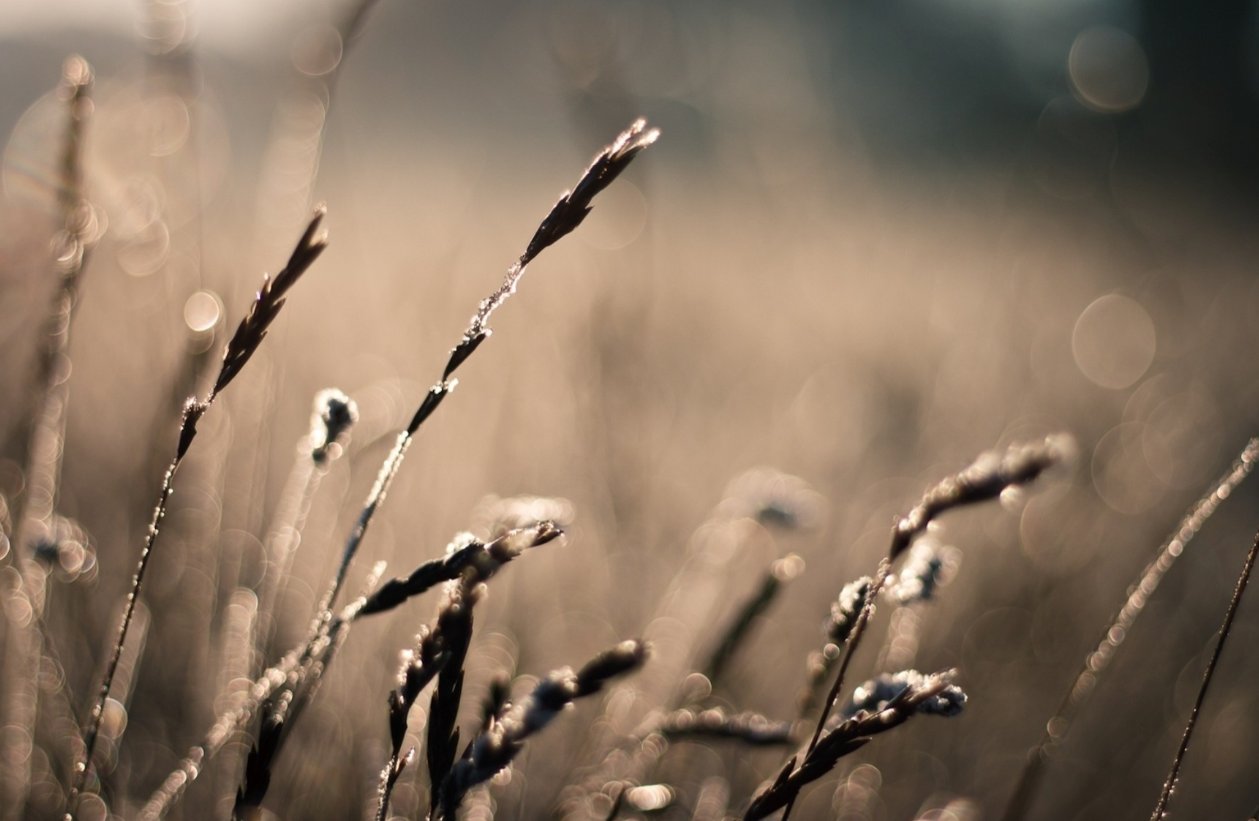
left=0, top=55, right=98, bottom=821
left=4, top=42, right=1258, bottom=821
left=136, top=119, right=660, bottom=820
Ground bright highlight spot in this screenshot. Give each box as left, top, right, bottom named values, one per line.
left=183, top=289, right=222, bottom=333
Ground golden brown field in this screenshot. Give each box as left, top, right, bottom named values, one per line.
left=2, top=3, right=1258, bottom=820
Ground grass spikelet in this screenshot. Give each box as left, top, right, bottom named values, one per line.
left=376, top=624, right=448, bottom=821
left=73, top=209, right=327, bottom=810
left=232, top=691, right=290, bottom=817
left=437, top=640, right=650, bottom=819
left=783, top=435, right=1070, bottom=820
left=797, top=576, right=871, bottom=720
left=425, top=571, right=479, bottom=817
left=810, top=436, right=1070, bottom=743
left=359, top=522, right=562, bottom=617
left=256, top=388, right=359, bottom=653
left=315, top=120, right=657, bottom=624
left=744, top=669, right=965, bottom=820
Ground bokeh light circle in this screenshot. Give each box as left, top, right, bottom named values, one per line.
left=1072, top=294, right=1156, bottom=389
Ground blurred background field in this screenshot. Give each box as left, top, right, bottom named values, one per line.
left=2, top=1, right=1259, bottom=819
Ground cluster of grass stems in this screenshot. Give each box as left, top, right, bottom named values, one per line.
left=1, top=39, right=1258, bottom=821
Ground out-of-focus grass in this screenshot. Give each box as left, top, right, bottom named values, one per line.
left=2, top=3, right=1259, bottom=819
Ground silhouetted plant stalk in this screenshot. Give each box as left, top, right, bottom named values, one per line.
left=779, top=436, right=1071, bottom=821
left=433, top=640, right=650, bottom=820
left=69, top=209, right=328, bottom=812
left=143, top=120, right=654, bottom=819
left=703, top=554, right=804, bottom=688
left=0, top=56, right=96, bottom=821
left=566, top=474, right=820, bottom=819
left=796, top=576, right=871, bottom=721
left=657, top=707, right=793, bottom=747
left=376, top=623, right=449, bottom=821
left=254, top=388, right=358, bottom=655
left=314, top=118, right=658, bottom=633
left=1149, top=526, right=1259, bottom=821
left=140, top=523, right=561, bottom=819
left=743, top=669, right=965, bottom=820
left=1000, top=437, right=1259, bottom=821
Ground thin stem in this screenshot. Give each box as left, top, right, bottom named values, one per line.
left=314, top=119, right=657, bottom=620
left=1, top=56, right=94, bottom=821
left=1001, top=438, right=1259, bottom=821
left=143, top=525, right=557, bottom=819
left=1150, top=528, right=1259, bottom=821
left=69, top=211, right=327, bottom=814
left=782, top=437, right=1068, bottom=821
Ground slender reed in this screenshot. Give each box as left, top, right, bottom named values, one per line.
left=140, top=523, right=560, bottom=818
left=744, top=669, right=965, bottom=820
left=703, top=554, right=803, bottom=688
left=1, top=56, right=96, bottom=821
left=783, top=436, right=1070, bottom=821
left=70, top=209, right=327, bottom=811
left=797, top=577, right=871, bottom=721
left=435, top=640, right=650, bottom=819
left=376, top=623, right=448, bottom=821
left=374, top=525, right=564, bottom=820
left=309, top=119, right=657, bottom=634
left=1000, top=438, right=1259, bottom=821
left=658, top=707, right=793, bottom=746
left=255, top=388, right=358, bottom=652
left=1149, top=527, right=1258, bottom=821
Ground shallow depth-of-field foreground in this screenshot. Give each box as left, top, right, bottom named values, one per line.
left=2, top=3, right=1259, bottom=820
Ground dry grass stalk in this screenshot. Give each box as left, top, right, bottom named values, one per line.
left=0, top=56, right=95, bottom=820
left=71, top=209, right=327, bottom=810
left=743, top=669, right=965, bottom=820
left=1000, top=437, right=1259, bottom=821
left=315, top=119, right=658, bottom=628
left=782, top=436, right=1070, bottom=820
left=373, top=524, right=563, bottom=820
left=376, top=623, right=447, bottom=821
left=1149, top=527, right=1259, bottom=821
left=436, top=640, right=650, bottom=820
left=658, top=707, right=793, bottom=747
left=141, top=524, right=559, bottom=818
left=423, top=568, right=481, bottom=817
left=255, top=388, right=359, bottom=653
left=797, top=576, right=871, bottom=720
left=703, top=554, right=803, bottom=688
